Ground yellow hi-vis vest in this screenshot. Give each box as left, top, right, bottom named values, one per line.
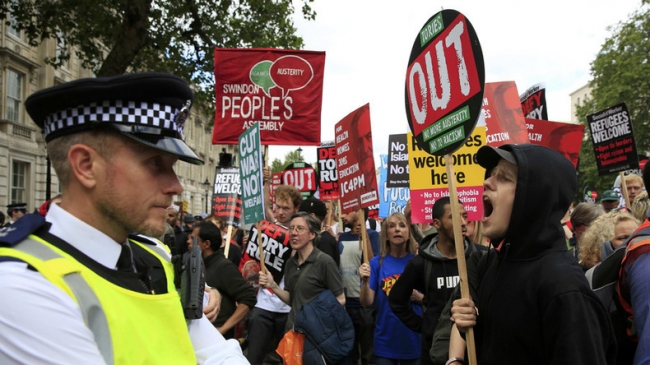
left=0, top=235, right=196, bottom=364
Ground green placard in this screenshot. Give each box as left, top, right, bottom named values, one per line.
left=238, top=123, right=265, bottom=224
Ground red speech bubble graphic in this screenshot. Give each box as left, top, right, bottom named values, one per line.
left=269, top=55, right=314, bottom=99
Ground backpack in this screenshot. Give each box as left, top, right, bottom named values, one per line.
left=590, top=226, right=650, bottom=365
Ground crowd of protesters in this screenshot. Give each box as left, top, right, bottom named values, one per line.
left=3, top=142, right=649, bottom=365
left=1, top=74, right=649, bottom=365
left=4, top=143, right=650, bottom=364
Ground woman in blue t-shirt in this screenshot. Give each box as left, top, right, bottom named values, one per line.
left=359, top=212, right=422, bottom=365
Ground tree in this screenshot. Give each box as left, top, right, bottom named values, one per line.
left=2, top=0, right=316, bottom=110
left=575, top=2, right=650, bottom=197
left=270, top=149, right=304, bottom=173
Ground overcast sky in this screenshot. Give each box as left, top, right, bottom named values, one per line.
left=267, top=0, right=643, bottom=165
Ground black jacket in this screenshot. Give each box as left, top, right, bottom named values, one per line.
left=474, top=144, right=616, bottom=364
left=389, top=234, right=484, bottom=346
left=203, top=250, right=256, bottom=332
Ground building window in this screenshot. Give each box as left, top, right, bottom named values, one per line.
left=11, top=160, right=28, bottom=204
left=6, top=69, right=23, bottom=123
left=7, top=11, right=21, bottom=39
left=56, top=31, right=68, bottom=69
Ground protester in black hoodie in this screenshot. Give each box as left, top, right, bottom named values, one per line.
left=451, top=144, right=616, bottom=365
left=389, top=197, right=485, bottom=365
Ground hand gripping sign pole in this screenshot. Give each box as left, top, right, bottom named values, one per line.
left=445, top=153, right=476, bottom=357
left=619, top=172, right=631, bottom=208
left=357, top=208, right=374, bottom=264
left=404, top=9, right=485, bottom=365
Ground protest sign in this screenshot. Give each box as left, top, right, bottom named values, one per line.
left=587, top=103, right=639, bottom=175
left=405, top=11, right=485, bottom=362
left=405, top=10, right=485, bottom=155
left=334, top=104, right=379, bottom=214
left=269, top=172, right=282, bottom=207
left=520, top=83, right=548, bottom=120
left=407, top=128, right=485, bottom=223
left=211, top=167, right=242, bottom=227
left=317, top=141, right=340, bottom=199
left=483, top=81, right=530, bottom=146
left=525, top=118, right=584, bottom=168
left=281, top=162, right=317, bottom=198
left=622, top=155, right=648, bottom=177
left=583, top=186, right=599, bottom=203
left=379, top=154, right=410, bottom=218
left=213, top=48, right=325, bottom=145
left=387, top=134, right=410, bottom=188
left=239, top=221, right=291, bottom=283
left=238, top=123, right=265, bottom=224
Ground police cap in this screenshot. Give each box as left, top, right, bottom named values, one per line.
left=25, top=72, right=203, bottom=165
left=7, top=203, right=27, bottom=211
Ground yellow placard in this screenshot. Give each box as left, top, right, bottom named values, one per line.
left=407, top=126, right=487, bottom=190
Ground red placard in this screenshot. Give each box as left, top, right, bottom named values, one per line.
left=213, top=48, right=325, bottom=145
left=281, top=162, right=317, bottom=198
left=334, top=104, right=379, bottom=214
left=317, top=142, right=340, bottom=199
left=405, top=10, right=485, bottom=156
left=525, top=118, right=585, bottom=168
left=520, top=83, right=548, bottom=120
left=239, top=220, right=291, bottom=283
left=483, top=81, right=530, bottom=146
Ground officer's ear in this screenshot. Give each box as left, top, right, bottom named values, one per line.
left=68, top=143, right=100, bottom=189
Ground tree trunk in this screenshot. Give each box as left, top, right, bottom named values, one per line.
left=97, top=0, right=153, bottom=76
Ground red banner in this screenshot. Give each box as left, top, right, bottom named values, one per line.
left=483, top=81, right=530, bottom=146
left=213, top=48, right=325, bottom=145
left=525, top=118, right=584, bottom=168
left=334, top=104, right=379, bottom=214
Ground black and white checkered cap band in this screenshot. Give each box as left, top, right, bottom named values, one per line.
left=43, top=100, right=184, bottom=139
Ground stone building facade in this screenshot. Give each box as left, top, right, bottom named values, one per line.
left=0, top=21, right=237, bottom=216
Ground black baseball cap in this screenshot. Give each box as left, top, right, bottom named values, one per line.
left=477, top=145, right=518, bottom=175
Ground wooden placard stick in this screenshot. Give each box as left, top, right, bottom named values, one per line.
left=224, top=224, right=233, bottom=259
left=325, top=201, right=333, bottom=230
left=358, top=207, right=373, bottom=264
left=256, top=222, right=266, bottom=273
left=444, top=153, right=477, bottom=365
left=620, top=172, right=631, bottom=208
left=337, top=200, right=344, bottom=233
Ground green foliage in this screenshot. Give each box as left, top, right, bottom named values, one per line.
left=270, top=149, right=304, bottom=173
left=1, top=0, right=316, bottom=111
left=575, top=3, right=650, bottom=198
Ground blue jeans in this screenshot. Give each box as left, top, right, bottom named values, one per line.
left=375, top=357, right=420, bottom=365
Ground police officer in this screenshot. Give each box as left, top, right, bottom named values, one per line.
left=0, top=73, right=248, bottom=364
left=4, top=202, right=27, bottom=227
